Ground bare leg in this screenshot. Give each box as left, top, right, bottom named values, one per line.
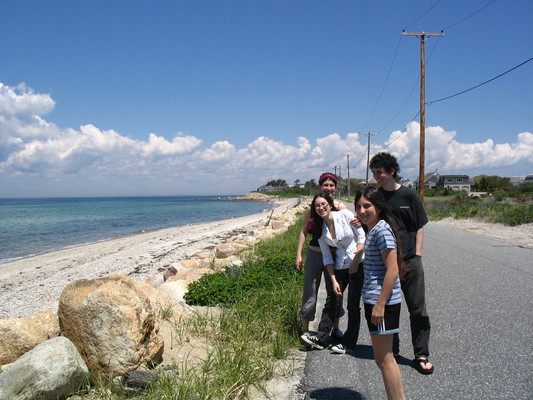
left=371, top=334, right=405, bottom=400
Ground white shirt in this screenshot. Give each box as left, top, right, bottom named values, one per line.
left=318, top=209, right=366, bottom=270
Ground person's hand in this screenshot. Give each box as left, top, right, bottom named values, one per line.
left=371, top=304, right=385, bottom=326
left=350, top=215, right=362, bottom=227
left=333, top=281, right=342, bottom=296
left=349, top=260, right=359, bottom=274
left=295, top=255, right=303, bottom=271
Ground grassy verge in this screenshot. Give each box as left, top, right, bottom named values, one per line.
left=73, top=216, right=304, bottom=400
left=423, top=195, right=533, bottom=225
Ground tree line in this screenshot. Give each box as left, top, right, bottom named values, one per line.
left=261, top=175, right=533, bottom=197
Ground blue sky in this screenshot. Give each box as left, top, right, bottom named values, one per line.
left=1, top=0, right=531, bottom=197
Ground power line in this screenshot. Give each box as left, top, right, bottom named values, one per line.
left=427, top=57, right=533, bottom=106
left=443, top=0, right=498, bottom=31
left=403, top=0, right=443, bottom=30
left=359, top=36, right=403, bottom=133
left=378, top=36, right=441, bottom=133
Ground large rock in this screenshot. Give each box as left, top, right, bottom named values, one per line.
left=215, top=243, right=239, bottom=258
left=0, top=309, right=60, bottom=365
left=0, top=336, right=88, bottom=400
left=58, top=274, right=164, bottom=376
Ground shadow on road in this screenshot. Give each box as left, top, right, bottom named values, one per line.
left=308, top=387, right=367, bottom=400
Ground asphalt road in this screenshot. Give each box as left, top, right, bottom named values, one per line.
left=295, top=222, right=533, bottom=400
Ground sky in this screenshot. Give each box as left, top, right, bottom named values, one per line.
left=0, top=0, right=532, bottom=197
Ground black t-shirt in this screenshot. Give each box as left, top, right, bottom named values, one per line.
left=379, top=186, right=428, bottom=260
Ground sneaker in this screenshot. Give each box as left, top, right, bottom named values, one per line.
left=300, top=333, right=326, bottom=350
left=299, top=332, right=312, bottom=348
left=331, top=328, right=344, bottom=340
left=331, top=344, right=346, bottom=354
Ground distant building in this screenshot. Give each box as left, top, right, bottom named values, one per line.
left=415, top=170, right=472, bottom=192
left=399, top=179, right=416, bottom=188
left=438, top=175, right=472, bottom=192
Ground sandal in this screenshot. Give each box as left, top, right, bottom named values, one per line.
left=413, top=358, right=434, bottom=375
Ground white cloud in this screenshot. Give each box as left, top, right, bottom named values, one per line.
left=384, top=122, right=533, bottom=178
left=0, top=83, right=532, bottom=197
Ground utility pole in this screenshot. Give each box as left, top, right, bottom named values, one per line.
left=347, top=154, right=350, bottom=199
left=360, top=132, right=379, bottom=185
left=402, top=30, right=444, bottom=202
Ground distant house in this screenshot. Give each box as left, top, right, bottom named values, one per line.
left=413, top=170, right=439, bottom=190
left=415, top=170, right=472, bottom=192
left=438, top=175, right=472, bottom=192
left=399, top=179, right=416, bottom=188
left=510, top=176, right=526, bottom=186
left=423, top=170, right=440, bottom=189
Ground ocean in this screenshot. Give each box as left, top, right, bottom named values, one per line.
left=0, top=196, right=272, bottom=264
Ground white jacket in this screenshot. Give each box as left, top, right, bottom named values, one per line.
left=318, top=209, right=366, bottom=270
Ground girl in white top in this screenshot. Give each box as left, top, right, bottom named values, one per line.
left=308, top=192, right=365, bottom=349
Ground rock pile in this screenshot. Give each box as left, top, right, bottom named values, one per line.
left=0, top=197, right=309, bottom=400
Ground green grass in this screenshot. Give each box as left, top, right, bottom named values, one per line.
left=424, top=195, right=533, bottom=225
left=72, top=215, right=305, bottom=400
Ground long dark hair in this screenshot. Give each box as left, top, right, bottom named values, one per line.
left=310, top=192, right=338, bottom=238
left=354, top=186, right=406, bottom=277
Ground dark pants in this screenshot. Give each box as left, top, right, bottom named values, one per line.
left=393, top=255, right=431, bottom=359
left=316, top=268, right=350, bottom=340
left=342, top=263, right=364, bottom=349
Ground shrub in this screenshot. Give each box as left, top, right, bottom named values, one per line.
left=184, top=217, right=302, bottom=306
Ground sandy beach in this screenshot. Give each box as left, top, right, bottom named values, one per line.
left=0, top=198, right=299, bottom=319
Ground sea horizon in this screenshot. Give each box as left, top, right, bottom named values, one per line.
left=0, top=195, right=272, bottom=264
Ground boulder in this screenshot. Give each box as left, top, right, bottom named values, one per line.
left=0, top=309, right=60, bottom=365
left=58, top=274, right=164, bottom=377
left=0, top=336, right=88, bottom=400
left=215, top=243, right=238, bottom=258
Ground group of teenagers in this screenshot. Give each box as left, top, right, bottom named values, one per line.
left=295, top=152, right=433, bottom=400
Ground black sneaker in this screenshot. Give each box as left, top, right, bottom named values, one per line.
left=299, top=332, right=312, bottom=348
left=331, top=344, right=346, bottom=354
left=300, top=333, right=326, bottom=350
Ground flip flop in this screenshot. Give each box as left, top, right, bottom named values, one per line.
left=413, top=358, right=434, bottom=375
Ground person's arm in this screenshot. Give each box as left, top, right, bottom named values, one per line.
left=326, top=262, right=342, bottom=296
left=335, top=200, right=347, bottom=210
left=349, top=243, right=364, bottom=274
left=295, top=208, right=311, bottom=271
left=415, top=227, right=424, bottom=256
left=371, top=248, right=399, bottom=326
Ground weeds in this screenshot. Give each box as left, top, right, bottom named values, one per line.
left=424, top=195, right=533, bottom=225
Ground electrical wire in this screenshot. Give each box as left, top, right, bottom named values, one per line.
left=359, top=36, right=403, bottom=133
left=403, top=0, right=443, bottom=30
left=443, top=0, right=498, bottom=31
left=378, top=35, right=442, bottom=134
left=427, top=57, right=532, bottom=106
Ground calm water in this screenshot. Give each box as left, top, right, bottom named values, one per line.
left=0, top=196, right=272, bottom=264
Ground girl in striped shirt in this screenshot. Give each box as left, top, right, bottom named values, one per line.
left=355, top=186, right=406, bottom=400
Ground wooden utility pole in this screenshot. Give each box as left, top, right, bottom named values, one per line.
left=360, top=132, right=379, bottom=185
left=402, top=31, right=444, bottom=202
left=347, top=154, right=351, bottom=199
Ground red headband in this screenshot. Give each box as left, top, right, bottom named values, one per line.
left=319, top=173, right=337, bottom=183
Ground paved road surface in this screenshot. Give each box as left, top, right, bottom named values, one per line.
left=294, top=221, right=532, bottom=399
